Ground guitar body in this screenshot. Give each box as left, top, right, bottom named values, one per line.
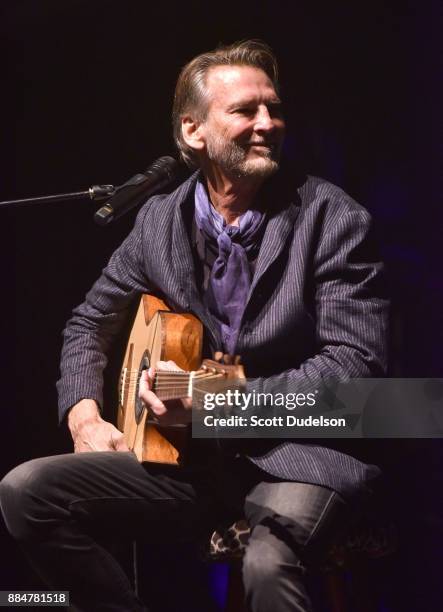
left=117, top=294, right=203, bottom=464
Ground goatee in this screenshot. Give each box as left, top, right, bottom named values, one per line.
left=206, top=136, right=280, bottom=179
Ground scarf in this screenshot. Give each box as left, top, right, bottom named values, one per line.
left=194, top=179, right=266, bottom=354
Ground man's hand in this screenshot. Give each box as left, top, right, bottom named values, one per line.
left=68, top=399, right=129, bottom=453
left=139, top=360, right=192, bottom=426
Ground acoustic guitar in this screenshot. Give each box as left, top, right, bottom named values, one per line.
left=117, top=294, right=245, bottom=464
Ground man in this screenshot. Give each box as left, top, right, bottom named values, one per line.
left=0, top=40, right=388, bottom=611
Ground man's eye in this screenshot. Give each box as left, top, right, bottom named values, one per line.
left=234, top=107, right=255, bottom=115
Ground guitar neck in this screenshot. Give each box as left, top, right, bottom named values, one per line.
left=153, top=371, right=192, bottom=401
left=153, top=368, right=224, bottom=401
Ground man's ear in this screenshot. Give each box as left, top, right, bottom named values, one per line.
left=181, top=115, right=206, bottom=153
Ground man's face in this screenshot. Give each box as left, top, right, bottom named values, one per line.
left=199, top=65, right=285, bottom=179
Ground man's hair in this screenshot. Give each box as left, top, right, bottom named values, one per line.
left=172, top=39, right=279, bottom=168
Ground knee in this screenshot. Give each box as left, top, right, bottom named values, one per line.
left=243, top=540, right=278, bottom=592
left=242, top=533, right=304, bottom=592
left=0, top=457, right=59, bottom=542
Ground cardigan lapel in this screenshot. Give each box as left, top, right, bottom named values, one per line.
left=170, top=172, right=222, bottom=350
left=171, top=171, right=198, bottom=295
left=247, top=195, right=300, bottom=301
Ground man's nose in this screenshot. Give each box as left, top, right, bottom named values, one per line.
left=254, top=105, right=275, bottom=132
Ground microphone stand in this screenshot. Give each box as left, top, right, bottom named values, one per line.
left=0, top=157, right=184, bottom=225
left=0, top=184, right=116, bottom=208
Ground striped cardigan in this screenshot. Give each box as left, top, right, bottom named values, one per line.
left=57, top=169, right=389, bottom=500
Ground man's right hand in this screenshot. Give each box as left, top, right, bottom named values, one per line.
left=67, top=399, right=129, bottom=453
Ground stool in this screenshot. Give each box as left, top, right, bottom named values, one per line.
left=205, top=517, right=397, bottom=612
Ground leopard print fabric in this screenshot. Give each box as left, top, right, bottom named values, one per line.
left=208, top=519, right=250, bottom=561
left=207, top=518, right=397, bottom=566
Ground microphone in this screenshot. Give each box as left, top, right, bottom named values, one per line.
left=94, top=156, right=181, bottom=226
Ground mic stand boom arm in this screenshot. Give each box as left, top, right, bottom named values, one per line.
left=0, top=156, right=182, bottom=225
left=0, top=185, right=116, bottom=208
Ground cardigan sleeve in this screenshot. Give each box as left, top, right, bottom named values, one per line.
left=56, top=203, right=152, bottom=422
left=247, top=208, right=389, bottom=396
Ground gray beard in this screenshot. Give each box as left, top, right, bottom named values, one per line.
left=206, top=136, right=280, bottom=179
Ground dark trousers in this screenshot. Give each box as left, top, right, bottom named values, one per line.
left=0, top=451, right=349, bottom=612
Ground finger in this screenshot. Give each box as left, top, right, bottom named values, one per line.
left=140, top=368, right=156, bottom=390
left=75, top=439, right=104, bottom=452
left=168, top=360, right=184, bottom=371
left=166, top=360, right=180, bottom=370
left=139, top=368, right=167, bottom=415
left=157, top=360, right=183, bottom=372
left=111, top=431, right=130, bottom=452
left=139, top=387, right=168, bottom=416
left=183, top=397, right=192, bottom=410
left=148, top=367, right=160, bottom=392
left=140, top=369, right=153, bottom=393
left=156, top=360, right=170, bottom=371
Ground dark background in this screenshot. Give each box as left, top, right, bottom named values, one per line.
left=1, top=1, right=442, bottom=610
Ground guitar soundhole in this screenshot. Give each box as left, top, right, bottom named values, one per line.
left=135, top=350, right=151, bottom=424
